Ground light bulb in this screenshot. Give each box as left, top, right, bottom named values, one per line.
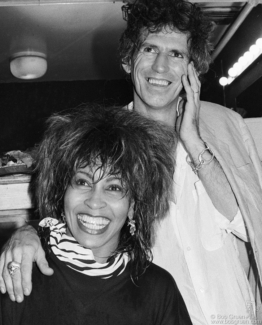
left=228, top=67, right=237, bottom=78
left=238, top=56, right=245, bottom=66
left=243, top=51, right=252, bottom=64
left=227, top=77, right=234, bottom=85
left=249, top=44, right=259, bottom=57
left=256, top=38, right=262, bottom=49
left=219, top=77, right=228, bottom=86
left=233, top=62, right=242, bottom=76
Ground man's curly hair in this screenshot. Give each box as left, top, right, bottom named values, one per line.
left=119, top=0, right=214, bottom=75
left=34, top=104, right=175, bottom=278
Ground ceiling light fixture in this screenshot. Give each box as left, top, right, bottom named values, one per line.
left=10, top=51, right=47, bottom=80
left=219, top=37, right=262, bottom=86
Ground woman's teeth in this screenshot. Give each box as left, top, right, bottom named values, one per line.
left=78, top=214, right=109, bottom=230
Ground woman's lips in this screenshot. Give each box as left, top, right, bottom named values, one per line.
left=77, top=214, right=110, bottom=235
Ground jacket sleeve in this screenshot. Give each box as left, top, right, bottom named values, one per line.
left=240, top=116, right=262, bottom=189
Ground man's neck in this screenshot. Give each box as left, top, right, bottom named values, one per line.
left=133, top=98, right=179, bottom=128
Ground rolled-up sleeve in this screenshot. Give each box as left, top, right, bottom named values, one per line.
left=214, top=209, right=249, bottom=242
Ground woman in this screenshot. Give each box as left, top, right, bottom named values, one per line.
left=0, top=105, right=191, bottom=324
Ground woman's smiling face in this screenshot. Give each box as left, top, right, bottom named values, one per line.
left=64, top=165, right=133, bottom=262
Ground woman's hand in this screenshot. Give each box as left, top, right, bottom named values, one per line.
left=0, top=225, right=53, bottom=302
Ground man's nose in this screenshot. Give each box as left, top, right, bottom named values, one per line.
left=84, top=189, right=106, bottom=209
left=151, top=53, right=169, bottom=74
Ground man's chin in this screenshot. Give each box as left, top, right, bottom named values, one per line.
left=142, top=89, right=181, bottom=110
left=133, top=91, right=179, bottom=111
left=144, top=98, right=177, bottom=110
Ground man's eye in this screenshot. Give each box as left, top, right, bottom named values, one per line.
left=142, top=46, right=157, bottom=54
left=169, top=51, right=183, bottom=58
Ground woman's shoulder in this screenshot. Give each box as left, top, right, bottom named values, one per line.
left=146, top=262, right=175, bottom=278
left=138, top=262, right=177, bottom=289
left=135, top=263, right=192, bottom=324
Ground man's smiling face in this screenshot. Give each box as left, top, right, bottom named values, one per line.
left=125, top=29, right=189, bottom=113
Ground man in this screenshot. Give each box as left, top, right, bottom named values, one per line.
left=1, top=0, right=262, bottom=323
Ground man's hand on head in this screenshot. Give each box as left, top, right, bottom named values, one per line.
left=176, top=62, right=204, bottom=153
left=0, top=225, right=53, bottom=303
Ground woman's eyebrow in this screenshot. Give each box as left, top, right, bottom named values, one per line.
left=105, top=176, right=122, bottom=183
left=76, top=171, right=93, bottom=179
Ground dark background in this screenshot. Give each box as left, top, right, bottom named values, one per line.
left=0, top=79, right=133, bottom=153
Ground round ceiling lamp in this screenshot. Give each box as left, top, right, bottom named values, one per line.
left=10, top=51, right=47, bottom=80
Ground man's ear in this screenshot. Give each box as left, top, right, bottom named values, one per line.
left=122, top=63, right=131, bottom=74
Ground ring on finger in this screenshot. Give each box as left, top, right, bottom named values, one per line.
left=7, top=261, right=21, bottom=276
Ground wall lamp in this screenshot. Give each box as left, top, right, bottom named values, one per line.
left=219, top=38, right=262, bottom=87
left=10, top=51, right=47, bottom=80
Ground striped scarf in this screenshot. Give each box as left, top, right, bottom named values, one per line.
left=39, top=217, right=129, bottom=279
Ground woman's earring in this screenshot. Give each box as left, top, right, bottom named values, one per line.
left=61, top=212, right=66, bottom=223
left=127, top=216, right=136, bottom=236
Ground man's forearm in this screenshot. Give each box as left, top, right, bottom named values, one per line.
left=198, top=158, right=238, bottom=221
left=186, top=139, right=238, bottom=221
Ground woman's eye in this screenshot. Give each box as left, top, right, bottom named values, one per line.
left=108, top=185, right=122, bottom=192
left=75, top=178, right=91, bottom=187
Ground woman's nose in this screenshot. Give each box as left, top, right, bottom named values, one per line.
left=151, top=53, right=169, bottom=74
left=84, top=189, right=106, bottom=209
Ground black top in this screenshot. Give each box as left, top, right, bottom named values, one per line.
left=0, top=251, right=192, bottom=325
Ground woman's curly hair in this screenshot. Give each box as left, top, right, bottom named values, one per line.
left=34, top=104, right=176, bottom=278
left=119, top=0, right=214, bottom=75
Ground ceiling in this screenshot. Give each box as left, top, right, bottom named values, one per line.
left=0, top=0, right=256, bottom=83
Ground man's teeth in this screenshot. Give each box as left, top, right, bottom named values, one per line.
left=78, top=215, right=109, bottom=230
left=148, top=78, right=170, bottom=86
